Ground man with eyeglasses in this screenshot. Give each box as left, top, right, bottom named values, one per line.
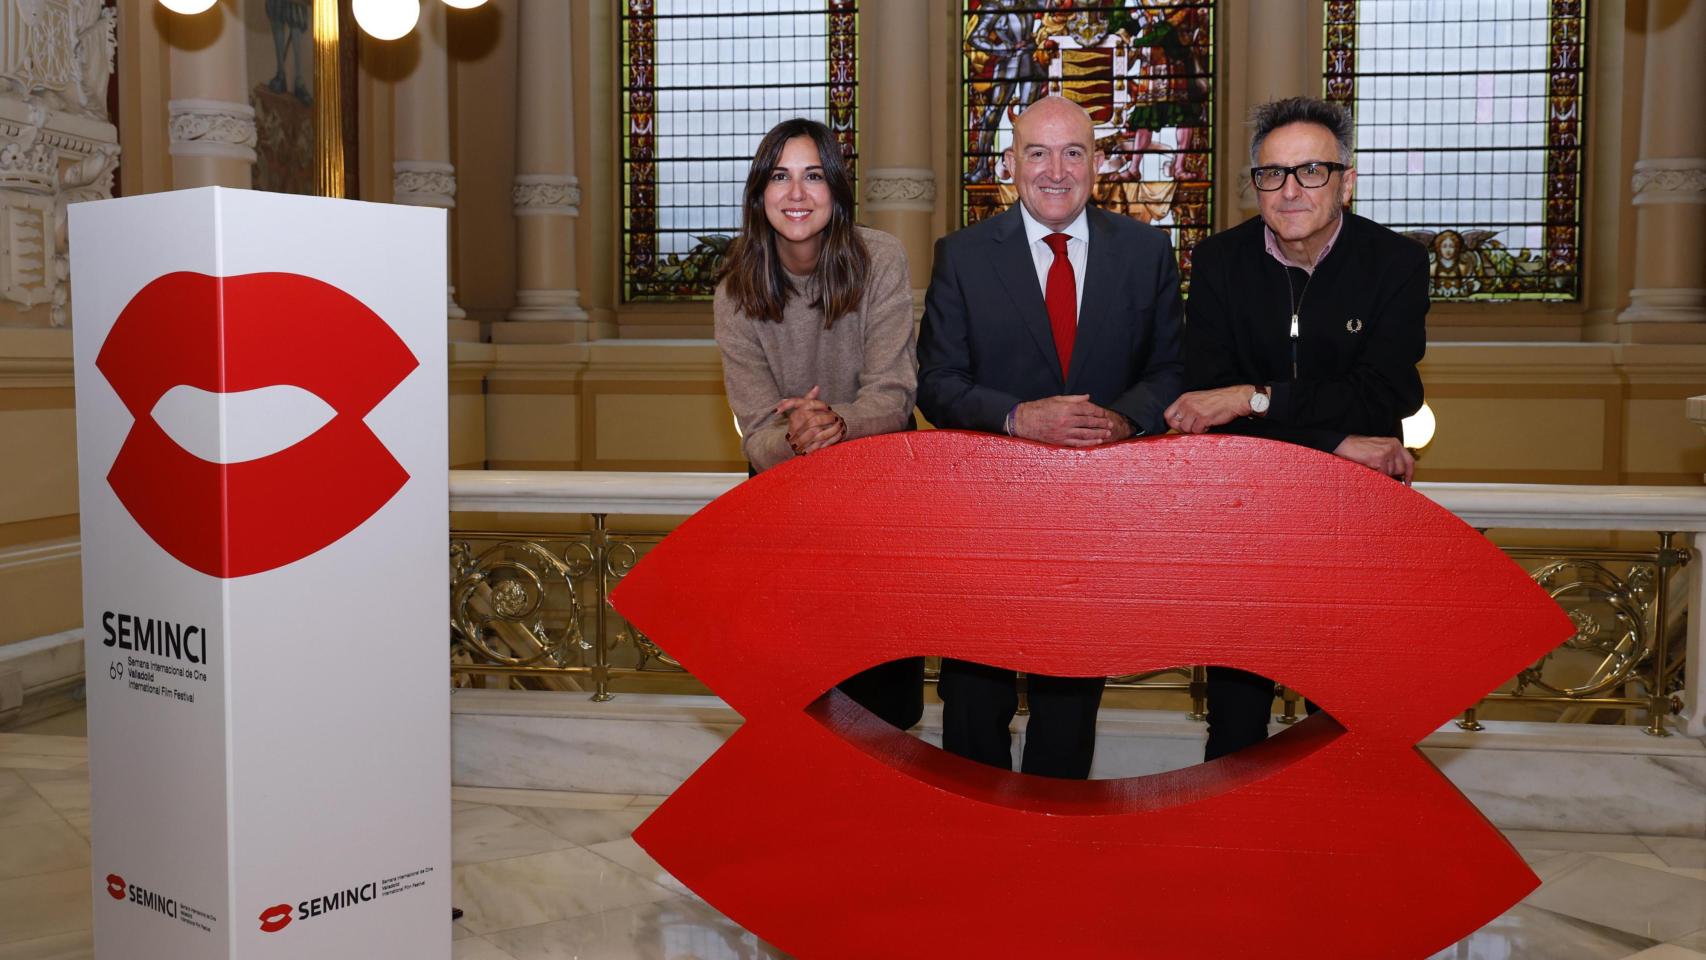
left=1162, top=96, right=1428, bottom=761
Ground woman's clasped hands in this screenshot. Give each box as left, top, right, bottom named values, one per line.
left=777, top=385, right=846, bottom=457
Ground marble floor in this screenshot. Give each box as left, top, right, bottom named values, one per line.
left=1, top=731, right=1703, bottom=959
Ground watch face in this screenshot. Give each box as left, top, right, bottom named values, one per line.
left=1250, top=391, right=1270, bottom=414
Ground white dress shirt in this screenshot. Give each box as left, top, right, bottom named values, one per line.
left=1017, top=203, right=1088, bottom=322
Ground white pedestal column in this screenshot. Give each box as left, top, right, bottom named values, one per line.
left=69, top=187, right=449, bottom=960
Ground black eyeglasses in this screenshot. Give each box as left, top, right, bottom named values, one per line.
left=1250, top=162, right=1348, bottom=191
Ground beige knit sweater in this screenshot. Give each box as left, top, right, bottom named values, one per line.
left=714, top=227, right=918, bottom=472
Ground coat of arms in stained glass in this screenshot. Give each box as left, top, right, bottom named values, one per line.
left=961, top=1, right=1217, bottom=287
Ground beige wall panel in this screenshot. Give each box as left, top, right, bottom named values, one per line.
left=0, top=546, right=81, bottom=647
left=1425, top=398, right=1607, bottom=473
left=450, top=391, right=487, bottom=469
left=0, top=409, right=78, bottom=525
left=486, top=393, right=579, bottom=466
left=0, top=517, right=78, bottom=550
left=1624, top=398, right=1706, bottom=478
left=592, top=393, right=743, bottom=465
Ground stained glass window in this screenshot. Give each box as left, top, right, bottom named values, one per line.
left=960, top=2, right=1216, bottom=287
left=1324, top=0, right=1586, bottom=300
left=622, top=0, right=857, bottom=301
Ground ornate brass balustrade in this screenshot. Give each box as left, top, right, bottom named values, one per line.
left=450, top=526, right=680, bottom=701
left=448, top=471, right=1706, bottom=736
left=1456, top=538, right=1690, bottom=736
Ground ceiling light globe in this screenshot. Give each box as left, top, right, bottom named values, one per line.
left=353, top=0, right=421, bottom=40
left=157, top=0, right=219, bottom=14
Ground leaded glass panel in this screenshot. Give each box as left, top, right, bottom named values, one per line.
left=622, top=0, right=857, bottom=301
left=1325, top=0, right=1586, bottom=300
left=960, top=2, right=1216, bottom=287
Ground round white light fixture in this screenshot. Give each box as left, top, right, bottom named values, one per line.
left=1402, top=401, right=1437, bottom=452
left=157, top=0, right=219, bottom=13
left=441, top=0, right=490, bottom=8
left=353, top=0, right=421, bottom=40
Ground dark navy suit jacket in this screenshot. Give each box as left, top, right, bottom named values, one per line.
left=917, top=204, right=1184, bottom=437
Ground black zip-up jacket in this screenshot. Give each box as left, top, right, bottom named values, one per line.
left=1184, top=212, right=1428, bottom=453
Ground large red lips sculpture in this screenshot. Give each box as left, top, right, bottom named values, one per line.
left=97, top=272, right=418, bottom=579
left=611, top=432, right=1573, bottom=960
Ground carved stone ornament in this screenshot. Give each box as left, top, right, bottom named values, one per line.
left=864, top=167, right=936, bottom=211
left=1631, top=159, right=1706, bottom=206
left=393, top=161, right=457, bottom=209
left=1, top=0, right=121, bottom=327
left=0, top=0, right=117, bottom=123
left=167, top=99, right=259, bottom=163
left=512, top=174, right=581, bottom=216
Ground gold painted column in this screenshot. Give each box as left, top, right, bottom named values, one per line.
left=860, top=0, right=936, bottom=305
left=165, top=0, right=256, bottom=189
left=391, top=2, right=471, bottom=337
left=1618, top=0, right=1706, bottom=341
left=497, top=0, right=589, bottom=344
left=312, top=0, right=346, bottom=197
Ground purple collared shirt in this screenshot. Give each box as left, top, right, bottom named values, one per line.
left=1263, top=217, right=1344, bottom=275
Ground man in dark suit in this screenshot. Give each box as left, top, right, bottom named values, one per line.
left=917, top=95, right=1184, bottom=779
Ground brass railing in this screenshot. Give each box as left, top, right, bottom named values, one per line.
left=450, top=525, right=677, bottom=700
left=448, top=472, right=1706, bottom=736
left=1458, top=538, right=1689, bottom=736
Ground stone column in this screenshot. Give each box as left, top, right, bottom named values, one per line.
left=1691, top=396, right=1706, bottom=481
left=1618, top=0, right=1706, bottom=341
left=1683, top=385, right=1706, bottom=737
left=497, top=0, right=588, bottom=344
left=1235, top=0, right=1316, bottom=220
left=391, top=2, right=470, bottom=337
left=1680, top=396, right=1706, bottom=737
left=165, top=0, right=256, bottom=189
left=860, top=0, right=936, bottom=306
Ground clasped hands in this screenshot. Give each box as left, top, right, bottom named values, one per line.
left=1011, top=395, right=1134, bottom=447
left=776, top=385, right=847, bottom=457
left=1163, top=385, right=1414, bottom=484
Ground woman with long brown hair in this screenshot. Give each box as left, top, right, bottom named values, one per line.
left=714, top=117, right=922, bottom=730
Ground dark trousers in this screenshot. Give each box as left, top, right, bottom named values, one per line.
left=1204, top=666, right=1319, bottom=761
left=837, top=657, right=925, bottom=731
left=938, top=658, right=1104, bottom=779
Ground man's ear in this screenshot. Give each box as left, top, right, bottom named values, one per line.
left=1341, top=166, right=1357, bottom=207
left=1003, top=147, right=1015, bottom=176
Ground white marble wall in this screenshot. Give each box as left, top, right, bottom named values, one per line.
left=452, top=690, right=1706, bottom=837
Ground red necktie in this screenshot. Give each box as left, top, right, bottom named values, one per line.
left=1044, top=232, right=1076, bottom=379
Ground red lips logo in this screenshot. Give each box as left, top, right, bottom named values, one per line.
left=612, top=432, right=1573, bottom=960
left=258, top=903, right=293, bottom=933
left=96, top=272, right=418, bottom=579
left=105, top=874, right=126, bottom=900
